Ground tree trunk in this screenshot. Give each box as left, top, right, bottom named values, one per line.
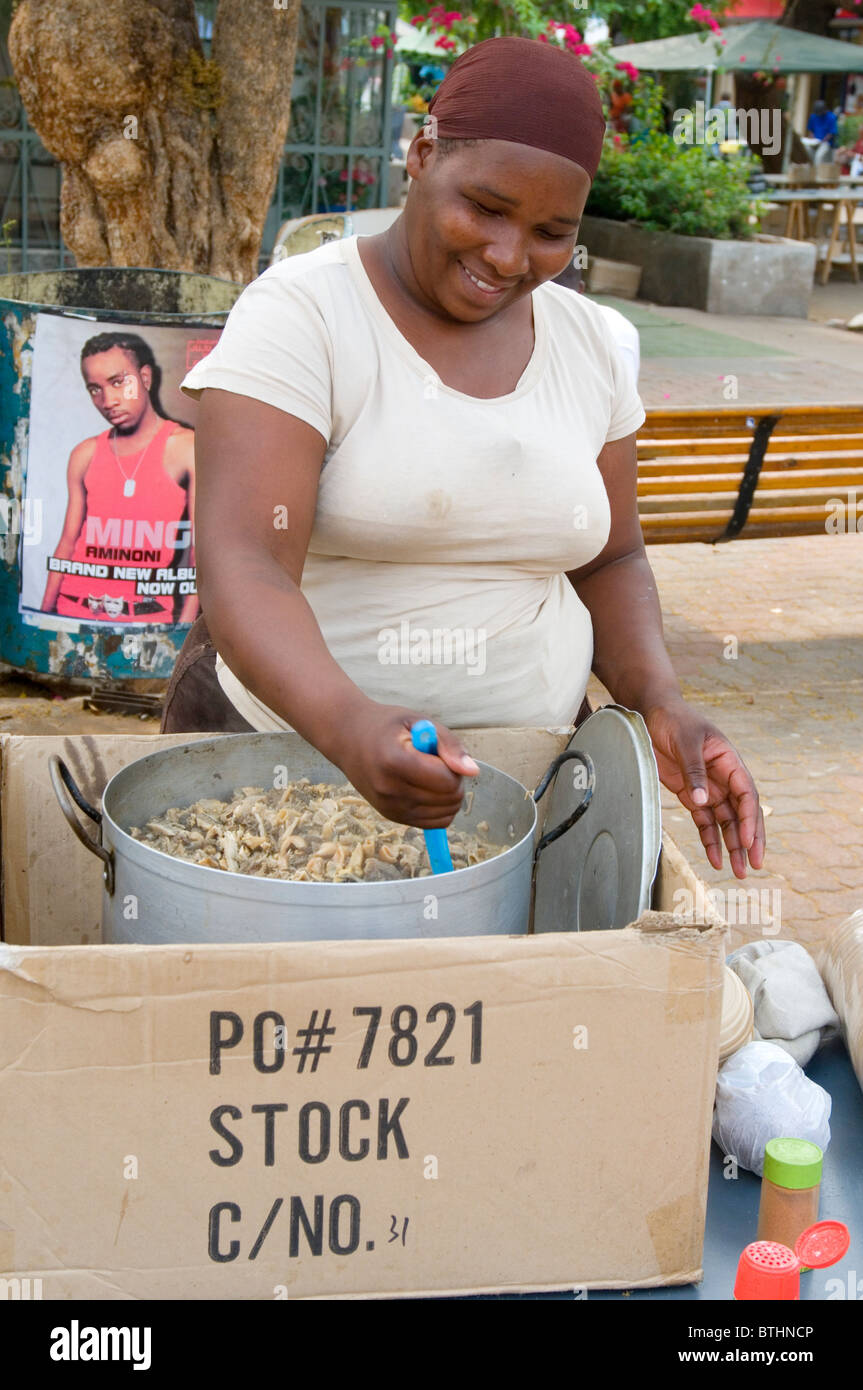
left=780, top=0, right=841, bottom=36
left=8, top=0, right=302, bottom=282
left=734, top=76, right=810, bottom=173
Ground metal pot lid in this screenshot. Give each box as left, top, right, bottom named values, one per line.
left=533, top=704, right=662, bottom=933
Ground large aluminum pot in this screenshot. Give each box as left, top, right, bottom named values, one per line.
left=50, top=733, right=594, bottom=945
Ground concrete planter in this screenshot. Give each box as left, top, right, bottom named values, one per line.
left=581, top=215, right=816, bottom=317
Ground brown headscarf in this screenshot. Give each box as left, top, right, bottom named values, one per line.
left=426, top=36, right=606, bottom=180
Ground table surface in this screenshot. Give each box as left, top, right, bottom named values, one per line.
left=466, top=1039, right=862, bottom=1302
left=752, top=186, right=863, bottom=202
left=765, top=174, right=861, bottom=186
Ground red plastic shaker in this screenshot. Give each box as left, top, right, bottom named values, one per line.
left=735, top=1241, right=801, bottom=1300
left=734, top=1220, right=850, bottom=1300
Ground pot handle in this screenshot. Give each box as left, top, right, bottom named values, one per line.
left=532, top=750, right=595, bottom=859
left=48, top=754, right=115, bottom=895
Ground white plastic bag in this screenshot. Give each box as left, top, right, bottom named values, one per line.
left=819, top=908, right=863, bottom=1098
left=712, top=1040, right=831, bottom=1175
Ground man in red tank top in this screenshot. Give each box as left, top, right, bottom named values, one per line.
left=41, top=332, right=199, bottom=625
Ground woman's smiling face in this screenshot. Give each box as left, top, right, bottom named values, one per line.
left=402, top=136, right=592, bottom=321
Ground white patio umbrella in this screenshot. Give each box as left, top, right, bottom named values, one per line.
left=394, top=17, right=468, bottom=57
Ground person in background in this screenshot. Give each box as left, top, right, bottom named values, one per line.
left=550, top=258, right=640, bottom=385
left=807, top=99, right=838, bottom=149
left=837, top=125, right=863, bottom=179
left=419, top=61, right=447, bottom=88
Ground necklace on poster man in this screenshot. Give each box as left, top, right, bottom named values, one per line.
left=110, top=424, right=160, bottom=498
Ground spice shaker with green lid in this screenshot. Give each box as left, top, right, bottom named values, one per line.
left=756, top=1138, right=823, bottom=1248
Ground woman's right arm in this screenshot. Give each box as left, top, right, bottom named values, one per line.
left=193, top=388, right=477, bottom=827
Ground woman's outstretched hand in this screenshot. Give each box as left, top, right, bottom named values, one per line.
left=643, top=698, right=766, bottom=879
left=331, top=700, right=479, bottom=829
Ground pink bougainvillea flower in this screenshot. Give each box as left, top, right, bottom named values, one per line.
left=691, top=3, right=722, bottom=34
left=368, top=34, right=384, bottom=48
left=616, top=60, right=640, bottom=81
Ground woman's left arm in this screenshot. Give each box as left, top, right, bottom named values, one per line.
left=566, top=430, right=766, bottom=880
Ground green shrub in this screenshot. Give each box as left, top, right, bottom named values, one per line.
left=587, top=135, right=764, bottom=240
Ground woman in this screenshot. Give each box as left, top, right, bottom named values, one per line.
left=167, top=36, right=765, bottom=881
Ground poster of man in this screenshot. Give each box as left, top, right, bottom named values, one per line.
left=20, top=314, right=220, bottom=629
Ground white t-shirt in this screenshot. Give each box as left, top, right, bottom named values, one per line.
left=597, top=304, right=640, bottom=385
left=180, top=233, right=646, bottom=730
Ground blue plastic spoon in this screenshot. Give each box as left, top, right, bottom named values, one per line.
left=410, top=719, right=454, bottom=875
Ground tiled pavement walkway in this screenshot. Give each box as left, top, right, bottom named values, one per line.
left=594, top=277, right=863, bottom=409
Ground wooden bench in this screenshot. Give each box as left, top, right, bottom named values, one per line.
left=637, top=404, right=863, bottom=544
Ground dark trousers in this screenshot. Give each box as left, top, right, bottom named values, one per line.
left=161, top=614, right=594, bottom=734
left=160, top=614, right=255, bottom=733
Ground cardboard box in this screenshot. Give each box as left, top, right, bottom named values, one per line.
left=0, top=730, right=726, bottom=1300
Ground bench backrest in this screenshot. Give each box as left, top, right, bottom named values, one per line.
left=637, top=404, right=863, bottom=543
